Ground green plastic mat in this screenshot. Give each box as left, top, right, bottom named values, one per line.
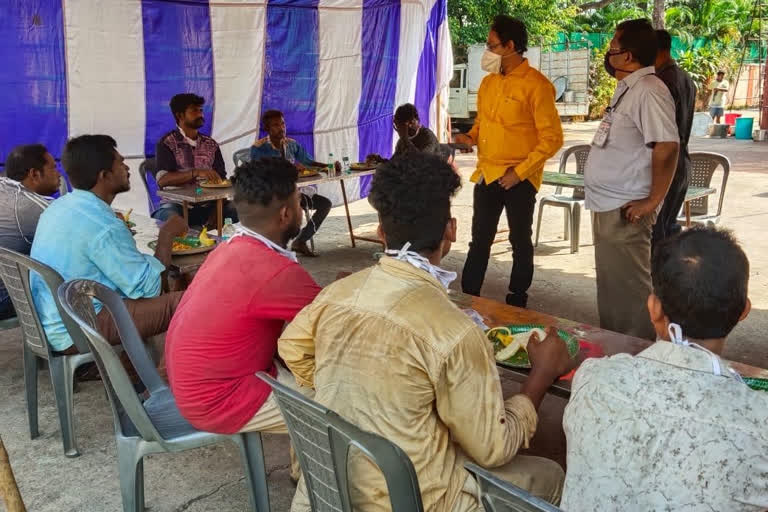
left=486, top=324, right=579, bottom=369
left=744, top=377, right=768, bottom=392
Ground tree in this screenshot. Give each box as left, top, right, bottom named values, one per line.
left=652, top=0, right=666, bottom=28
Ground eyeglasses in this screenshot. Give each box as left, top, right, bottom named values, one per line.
left=486, top=41, right=503, bottom=51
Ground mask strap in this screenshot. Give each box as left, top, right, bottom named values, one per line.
left=668, top=323, right=722, bottom=377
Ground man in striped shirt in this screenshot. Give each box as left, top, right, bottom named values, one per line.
left=0, top=144, right=61, bottom=320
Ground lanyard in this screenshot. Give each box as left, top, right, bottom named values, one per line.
left=606, top=87, right=630, bottom=114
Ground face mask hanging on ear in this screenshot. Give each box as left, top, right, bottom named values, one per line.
left=481, top=50, right=502, bottom=74
left=664, top=323, right=745, bottom=383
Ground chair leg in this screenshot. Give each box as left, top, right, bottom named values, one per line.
left=534, top=204, right=545, bottom=247
left=237, top=432, right=271, bottom=512
left=23, top=347, right=39, bottom=439
left=563, top=209, right=570, bottom=241
left=571, top=204, right=582, bottom=254
left=48, top=358, right=80, bottom=457
left=303, top=207, right=315, bottom=253
left=117, top=440, right=145, bottom=512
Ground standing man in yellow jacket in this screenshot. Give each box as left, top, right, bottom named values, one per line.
left=454, top=15, right=563, bottom=308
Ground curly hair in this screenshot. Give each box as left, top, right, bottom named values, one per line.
left=232, top=157, right=298, bottom=207
left=652, top=226, right=749, bottom=339
left=369, top=153, right=461, bottom=253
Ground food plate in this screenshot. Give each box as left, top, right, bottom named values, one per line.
left=350, top=162, right=376, bottom=171
left=298, top=168, right=321, bottom=178
left=147, top=237, right=217, bottom=256
left=487, top=323, right=579, bottom=369
left=200, top=179, right=232, bottom=188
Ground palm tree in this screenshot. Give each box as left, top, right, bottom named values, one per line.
left=665, top=0, right=756, bottom=44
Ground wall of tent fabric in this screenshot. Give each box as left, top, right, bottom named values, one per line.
left=0, top=0, right=452, bottom=213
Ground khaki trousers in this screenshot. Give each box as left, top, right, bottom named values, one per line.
left=592, top=208, right=656, bottom=340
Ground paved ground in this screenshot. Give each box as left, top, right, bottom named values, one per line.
left=1, top=120, right=767, bottom=511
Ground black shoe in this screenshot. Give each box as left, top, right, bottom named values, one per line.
left=505, top=293, right=528, bottom=309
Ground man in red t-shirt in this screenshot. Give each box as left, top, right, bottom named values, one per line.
left=165, top=157, right=321, bottom=439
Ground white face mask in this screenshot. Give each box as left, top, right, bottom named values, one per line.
left=481, top=50, right=502, bottom=74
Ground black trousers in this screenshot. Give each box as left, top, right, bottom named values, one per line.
left=462, top=179, right=537, bottom=304
left=652, top=163, right=689, bottom=249
left=297, top=193, right=332, bottom=243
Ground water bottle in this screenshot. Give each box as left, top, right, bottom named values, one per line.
left=342, top=156, right=351, bottom=175
left=327, top=153, right=335, bottom=176
left=221, top=217, right=237, bottom=240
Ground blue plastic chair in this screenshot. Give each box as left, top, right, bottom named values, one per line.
left=138, top=158, right=162, bottom=215
left=58, top=279, right=271, bottom=512
left=465, top=463, right=563, bottom=512
left=257, top=372, right=423, bottom=512
left=0, top=248, right=94, bottom=457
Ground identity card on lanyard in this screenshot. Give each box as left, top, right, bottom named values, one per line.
left=592, top=85, right=630, bottom=148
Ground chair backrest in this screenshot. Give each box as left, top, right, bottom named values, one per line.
left=556, top=144, right=590, bottom=198
left=0, top=248, right=90, bottom=358
left=688, top=152, right=730, bottom=217
left=464, top=463, right=562, bottom=512
left=233, top=148, right=252, bottom=168
left=257, top=372, right=424, bottom=512
left=57, top=279, right=171, bottom=443
left=138, top=158, right=162, bottom=214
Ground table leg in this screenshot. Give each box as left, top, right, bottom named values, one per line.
left=339, top=179, right=356, bottom=248
left=216, top=199, right=224, bottom=236
left=0, top=436, right=26, bottom=512
left=684, top=201, right=692, bottom=228
left=182, top=202, right=189, bottom=225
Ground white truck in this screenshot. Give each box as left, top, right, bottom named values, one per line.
left=449, top=43, right=591, bottom=129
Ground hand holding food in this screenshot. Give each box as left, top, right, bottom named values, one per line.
left=491, top=327, right=547, bottom=362
left=159, top=214, right=189, bottom=239
left=194, top=169, right=222, bottom=183
left=527, top=326, right=577, bottom=380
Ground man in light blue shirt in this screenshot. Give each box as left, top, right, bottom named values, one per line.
left=31, top=135, right=188, bottom=353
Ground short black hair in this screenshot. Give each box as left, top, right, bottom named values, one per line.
left=491, top=15, right=528, bottom=54
left=394, top=103, right=419, bottom=124
left=4, top=144, right=49, bottom=182
left=232, top=157, right=298, bottom=207
left=717, top=70, right=726, bottom=76
left=652, top=227, right=749, bottom=339
left=169, top=93, right=205, bottom=122
left=616, top=19, right=658, bottom=67
left=262, top=110, right=284, bottom=129
left=61, top=135, right=117, bottom=190
left=369, top=153, right=461, bottom=253
left=656, top=29, right=672, bottom=51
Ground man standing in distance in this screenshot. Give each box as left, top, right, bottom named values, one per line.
left=709, top=71, right=729, bottom=124
left=653, top=29, right=696, bottom=246
left=584, top=19, right=679, bottom=339
left=454, top=16, right=563, bottom=308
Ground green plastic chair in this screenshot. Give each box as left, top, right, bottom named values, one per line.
left=256, top=372, right=424, bottom=512
left=0, top=247, right=94, bottom=457
left=465, top=463, right=563, bottom=512
left=233, top=148, right=252, bottom=168
left=58, top=279, right=271, bottom=512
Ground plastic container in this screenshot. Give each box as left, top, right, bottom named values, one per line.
left=220, top=217, right=237, bottom=240
left=724, top=113, right=742, bottom=126
left=734, top=117, right=754, bottom=140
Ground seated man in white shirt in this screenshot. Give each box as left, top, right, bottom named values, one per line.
left=561, top=227, right=768, bottom=512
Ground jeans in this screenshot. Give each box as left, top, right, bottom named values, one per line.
left=461, top=179, right=537, bottom=307
left=151, top=201, right=239, bottom=226
left=297, top=194, right=331, bottom=243
left=652, top=162, right=688, bottom=249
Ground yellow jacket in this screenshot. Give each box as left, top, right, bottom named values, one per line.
left=279, top=257, right=538, bottom=512
left=468, top=59, right=564, bottom=189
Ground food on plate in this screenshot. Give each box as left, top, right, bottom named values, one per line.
left=201, top=178, right=231, bottom=186
left=299, top=168, right=319, bottom=177
left=198, top=227, right=216, bottom=247
left=350, top=162, right=374, bottom=170
left=488, top=327, right=547, bottom=362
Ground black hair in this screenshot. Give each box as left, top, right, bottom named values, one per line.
left=369, top=153, right=461, bottom=253
left=717, top=70, right=726, bottom=76
left=262, top=110, right=284, bottom=129
left=652, top=227, right=749, bottom=339
left=491, top=15, right=528, bottom=54
left=4, top=144, right=49, bottom=182
left=616, top=19, right=658, bottom=67
left=394, top=103, right=419, bottom=124
left=169, top=93, right=205, bottom=122
left=232, top=157, right=298, bottom=207
left=61, top=135, right=117, bottom=190
left=656, top=29, right=672, bottom=51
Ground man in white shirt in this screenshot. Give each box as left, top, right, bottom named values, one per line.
left=584, top=19, right=679, bottom=339
left=709, top=71, right=729, bottom=123
left=562, top=227, right=767, bottom=511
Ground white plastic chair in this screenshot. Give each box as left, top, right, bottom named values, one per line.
left=465, top=463, right=563, bottom=512
left=677, top=152, right=730, bottom=226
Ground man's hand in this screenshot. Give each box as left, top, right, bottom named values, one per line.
left=295, top=162, right=306, bottom=171
left=622, top=198, right=658, bottom=224
left=452, top=134, right=474, bottom=153
left=158, top=215, right=189, bottom=240
left=395, top=122, right=409, bottom=140
left=366, top=153, right=385, bottom=164
left=193, top=169, right=222, bottom=183
left=520, top=327, right=576, bottom=409
left=499, top=167, right=521, bottom=190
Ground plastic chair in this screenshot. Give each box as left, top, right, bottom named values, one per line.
left=677, top=152, right=730, bottom=226
left=233, top=148, right=252, bottom=168
left=0, top=315, right=19, bottom=330
left=465, top=463, right=562, bottom=512
left=256, top=372, right=423, bottom=512
left=535, top=144, right=590, bottom=254
left=0, top=248, right=94, bottom=457
left=58, top=280, right=271, bottom=512
left=138, top=158, right=162, bottom=215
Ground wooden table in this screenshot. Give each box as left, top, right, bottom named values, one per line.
left=128, top=211, right=212, bottom=275
left=541, top=171, right=717, bottom=227
left=454, top=293, right=768, bottom=398
left=156, top=169, right=382, bottom=248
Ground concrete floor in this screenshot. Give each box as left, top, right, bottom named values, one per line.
left=1, top=121, right=767, bottom=511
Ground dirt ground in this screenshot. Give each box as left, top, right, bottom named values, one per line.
left=1, top=120, right=766, bottom=511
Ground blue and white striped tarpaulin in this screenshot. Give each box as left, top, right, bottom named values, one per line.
left=0, top=0, right=452, bottom=213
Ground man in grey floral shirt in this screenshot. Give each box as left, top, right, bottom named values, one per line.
left=562, top=227, right=767, bottom=511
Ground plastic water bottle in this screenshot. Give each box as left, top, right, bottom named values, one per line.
left=342, top=156, right=351, bottom=175
left=221, top=217, right=236, bottom=240
left=327, top=153, right=335, bottom=176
